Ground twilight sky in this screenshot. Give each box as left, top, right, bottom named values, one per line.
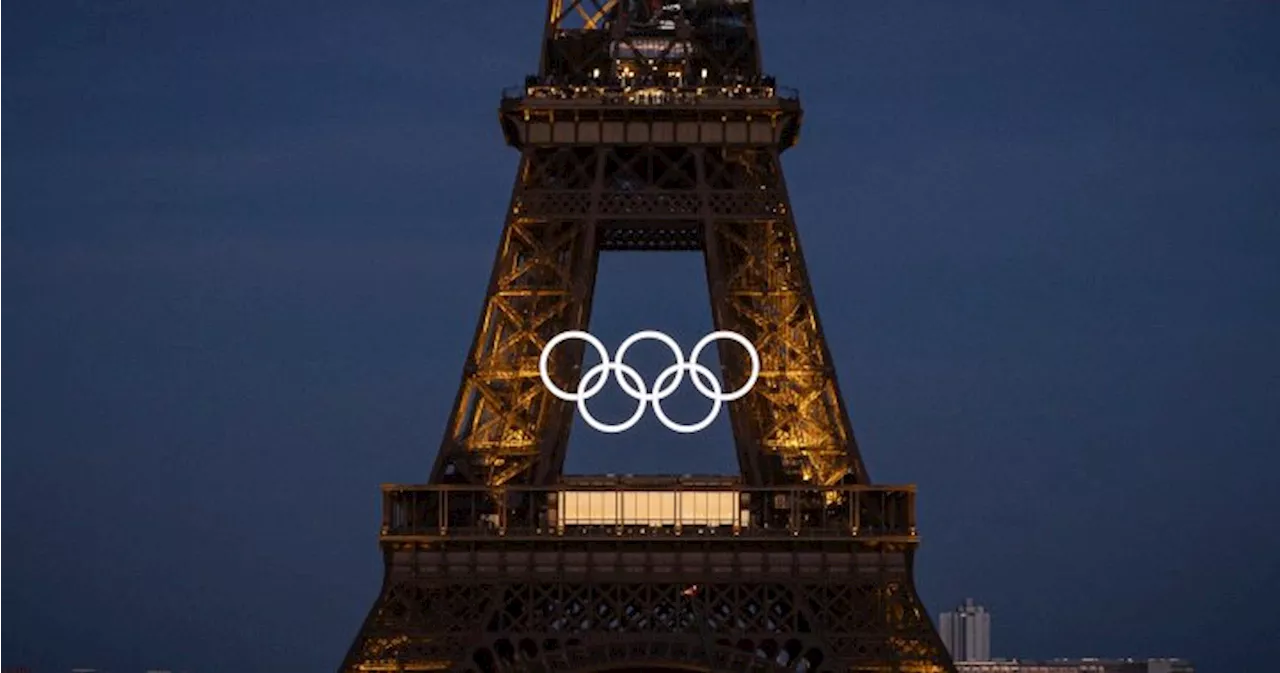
left=4, top=2, right=1279, bottom=672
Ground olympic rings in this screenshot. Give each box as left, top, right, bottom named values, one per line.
left=538, top=329, right=760, bottom=434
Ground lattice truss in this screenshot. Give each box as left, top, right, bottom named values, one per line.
left=541, top=0, right=761, bottom=83
left=433, top=148, right=597, bottom=488
left=433, top=145, right=864, bottom=488
left=347, top=573, right=950, bottom=673
left=701, top=149, right=865, bottom=488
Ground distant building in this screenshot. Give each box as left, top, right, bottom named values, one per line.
left=940, top=598, right=992, bottom=662
left=955, top=658, right=1193, bottom=673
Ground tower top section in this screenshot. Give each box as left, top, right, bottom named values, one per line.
left=539, top=0, right=764, bottom=87
left=502, top=1, right=801, bottom=149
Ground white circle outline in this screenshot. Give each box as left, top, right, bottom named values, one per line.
left=651, top=363, right=722, bottom=433
left=538, top=331, right=611, bottom=399
left=575, top=359, right=648, bottom=433
left=538, top=329, right=760, bottom=434
left=613, top=330, right=686, bottom=400
left=689, top=330, right=760, bottom=401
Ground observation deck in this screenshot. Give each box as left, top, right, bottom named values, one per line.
left=380, top=477, right=916, bottom=543
left=499, top=83, right=803, bottom=149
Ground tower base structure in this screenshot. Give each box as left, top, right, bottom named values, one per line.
left=341, top=480, right=953, bottom=673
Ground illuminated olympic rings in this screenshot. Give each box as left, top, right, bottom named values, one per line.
left=538, top=330, right=760, bottom=434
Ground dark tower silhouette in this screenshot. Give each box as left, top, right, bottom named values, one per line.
left=341, top=2, right=957, bottom=671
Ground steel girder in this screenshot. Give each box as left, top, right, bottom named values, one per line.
left=340, top=540, right=952, bottom=673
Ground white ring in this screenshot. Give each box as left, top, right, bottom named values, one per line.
left=539, top=331, right=611, bottom=400
left=613, top=330, right=685, bottom=400
left=689, top=330, right=760, bottom=401
left=538, top=329, right=759, bottom=434
left=575, top=360, right=648, bottom=433
left=651, top=362, right=722, bottom=433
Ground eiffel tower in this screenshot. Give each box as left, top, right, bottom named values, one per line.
left=341, top=1, right=957, bottom=671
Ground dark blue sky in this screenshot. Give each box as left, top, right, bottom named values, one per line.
left=4, top=2, right=1279, bottom=672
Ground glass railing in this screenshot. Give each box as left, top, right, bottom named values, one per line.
left=380, top=483, right=915, bottom=541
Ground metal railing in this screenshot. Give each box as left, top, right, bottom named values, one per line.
left=501, top=84, right=799, bottom=106
left=380, top=483, right=915, bottom=541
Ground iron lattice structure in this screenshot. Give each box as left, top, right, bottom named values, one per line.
left=342, top=2, right=957, bottom=672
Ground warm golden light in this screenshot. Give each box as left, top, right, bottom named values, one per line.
left=559, top=490, right=743, bottom=526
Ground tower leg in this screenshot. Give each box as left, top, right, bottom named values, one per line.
left=430, top=148, right=606, bottom=488
left=697, top=147, right=866, bottom=488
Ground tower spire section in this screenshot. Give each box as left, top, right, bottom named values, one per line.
left=538, top=0, right=762, bottom=86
